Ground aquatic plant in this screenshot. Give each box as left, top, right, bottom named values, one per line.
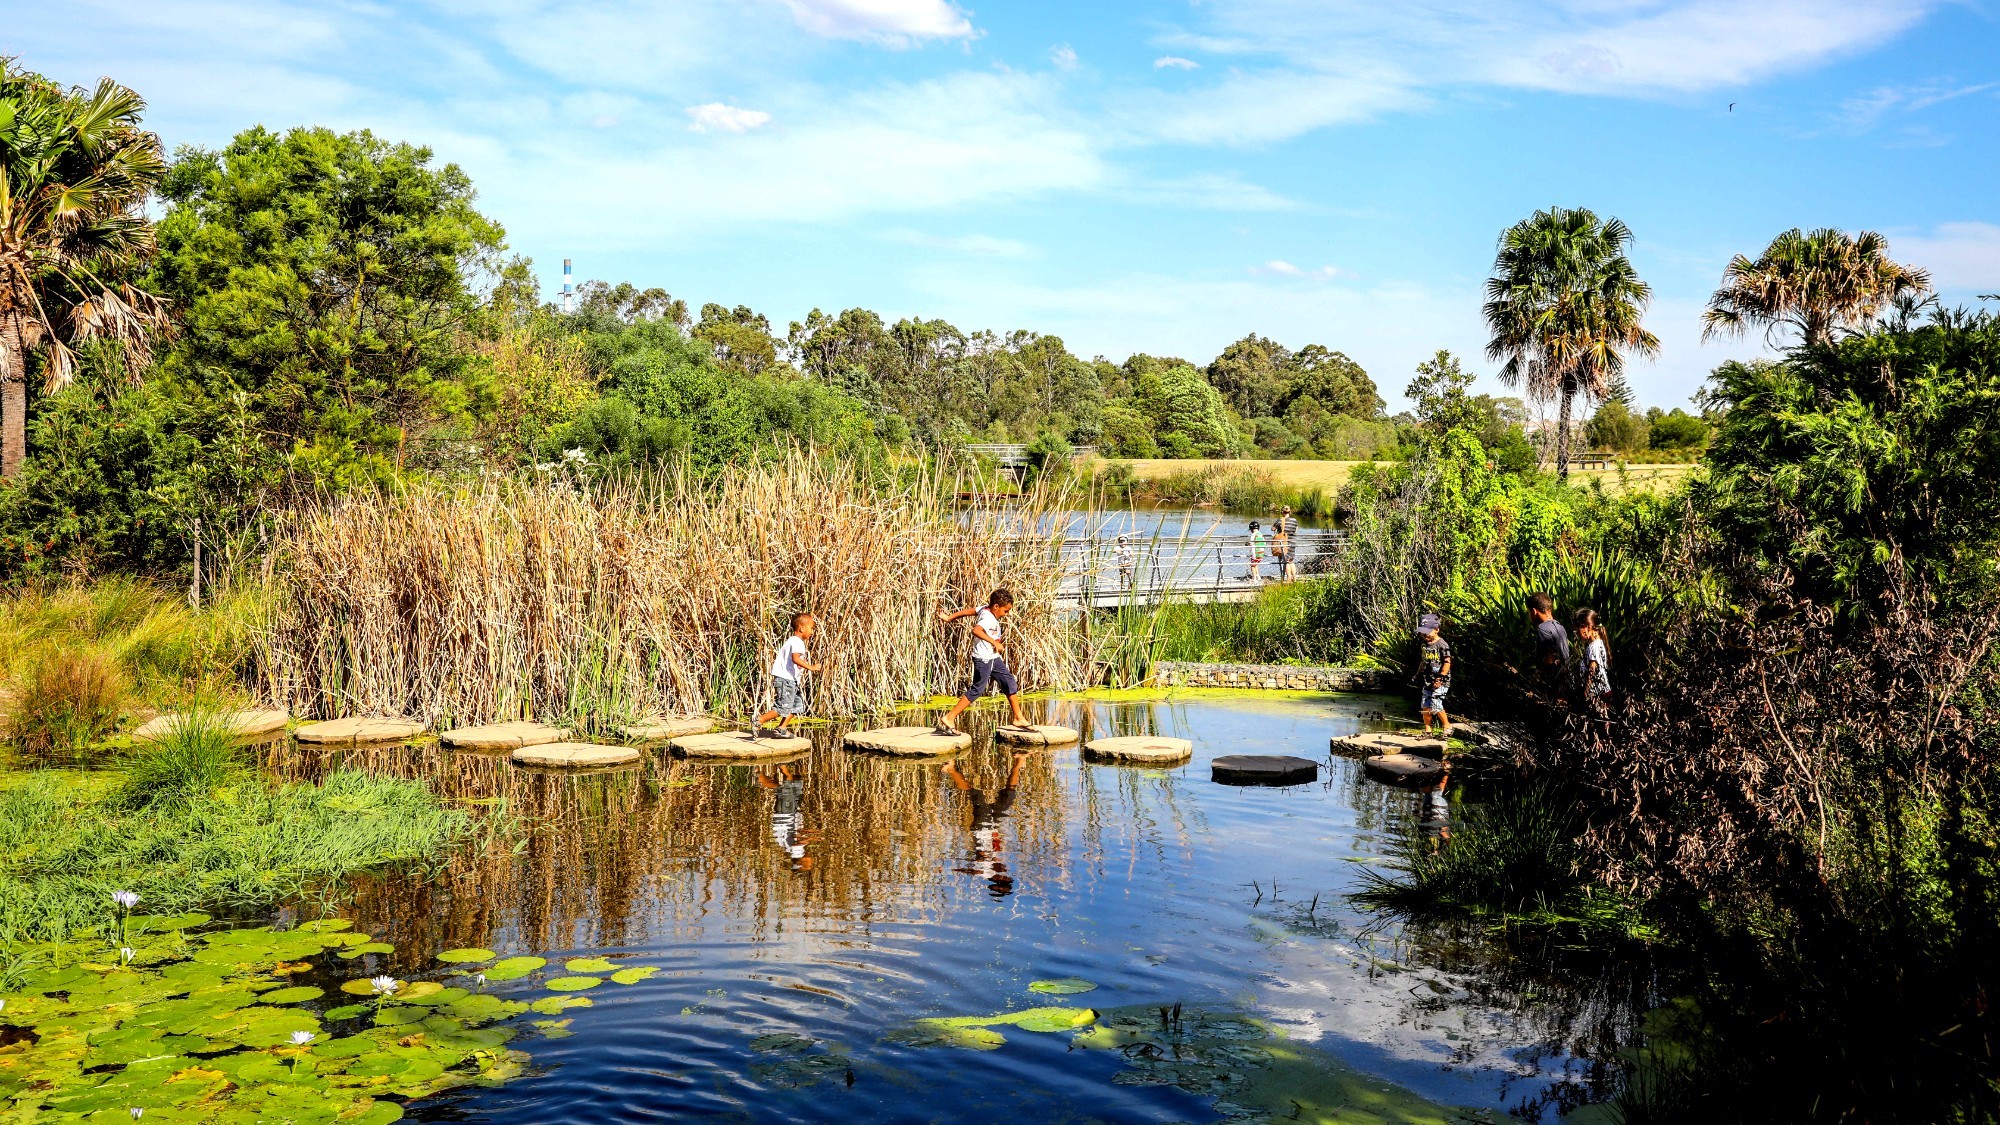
left=1353, top=786, right=1594, bottom=921
left=115, top=706, right=243, bottom=810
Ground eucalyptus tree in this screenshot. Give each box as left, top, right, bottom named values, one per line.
left=1483, top=206, right=1658, bottom=478
left=0, top=64, right=168, bottom=478
left=1703, top=227, right=1930, bottom=348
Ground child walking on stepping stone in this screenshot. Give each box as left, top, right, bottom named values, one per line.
left=936, top=589, right=1036, bottom=735
left=752, top=613, right=822, bottom=740
left=1416, top=612, right=1453, bottom=737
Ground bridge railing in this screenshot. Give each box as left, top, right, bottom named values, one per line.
left=1018, top=529, right=1347, bottom=608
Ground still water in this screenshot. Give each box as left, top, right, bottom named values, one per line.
left=267, top=694, right=1629, bottom=1122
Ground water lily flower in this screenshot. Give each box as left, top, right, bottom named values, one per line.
left=475, top=972, right=487, bottom=989
left=130, top=1111, right=144, bottom=1121
left=111, top=891, right=140, bottom=910
left=290, top=1030, right=316, bottom=1046
left=370, top=975, right=400, bottom=996
left=119, top=947, right=135, bottom=964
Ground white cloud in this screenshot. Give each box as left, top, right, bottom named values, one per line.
left=1892, top=222, right=2000, bottom=293
left=885, top=230, right=1039, bottom=258
left=1125, top=67, right=1424, bottom=145
left=1050, top=44, right=1078, bottom=70
left=686, top=103, right=772, bottom=133
left=1836, top=80, right=2000, bottom=132
left=1154, top=56, right=1200, bottom=70
left=1250, top=260, right=1343, bottom=279
left=781, top=0, right=975, bottom=44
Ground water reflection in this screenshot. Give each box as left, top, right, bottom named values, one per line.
left=258, top=694, right=1634, bottom=1122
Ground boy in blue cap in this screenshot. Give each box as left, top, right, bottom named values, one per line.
left=1416, top=612, right=1453, bottom=737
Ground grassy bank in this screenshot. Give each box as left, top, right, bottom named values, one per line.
left=0, top=718, right=476, bottom=945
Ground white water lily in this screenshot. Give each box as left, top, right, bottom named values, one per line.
left=369, top=975, right=399, bottom=996
left=119, top=947, right=134, bottom=964
left=110, top=890, right=139, bottom=910
left=290, top=1030, right=315, bottom=1046
left=129, top=1110, right=143, bottom=1120
left=474, top=973, right=487, bottom=988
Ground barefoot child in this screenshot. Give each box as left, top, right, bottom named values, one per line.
left=936, top=589, right=1036, bottom=735
left=752, top=613, right=822, bottom=739
left=1416, top=612, right=1453, bottom=737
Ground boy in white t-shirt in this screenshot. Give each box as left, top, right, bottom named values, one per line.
left=751, top=612, right=821, bottom=740
left=935, top=589, right=1035, bottom=735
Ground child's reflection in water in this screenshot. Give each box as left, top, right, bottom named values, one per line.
left=1419, top=770, right=1451, bottom=847
left=944, top=751, right=1027, bottom=898
left=756, top=763, right=818, bottom=874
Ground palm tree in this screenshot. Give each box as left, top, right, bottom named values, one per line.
left=0, top=63, right=169, bottom=479
left=1703, top=227, right=1930, bottom=348
left=1483, top=207, right=1659, bottom=479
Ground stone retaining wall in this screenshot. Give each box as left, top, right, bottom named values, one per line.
left=1147, top=661, right=1396, bottom=694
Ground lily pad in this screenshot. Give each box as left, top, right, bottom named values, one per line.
left=340, top=978, right=391, bottom=995
left=336, top=941, right=396, bottom=959
left=886, top=1006, right=1098, bottom=1050
left=480, top=956, right=546, bottom=982
left=436, top=948, right=495, bottom=965
left=563, top=958, right=616, bottom=973
left=529, top=995, right=593, bottom=1015
left=544, top=976, right=602, bottom=992
left=296, top=918, right=353, bottom=933
left=325, top=1003, right=371, bottom=1020
left=259, top=985, right=324, bottom=1005
left=609, top=966, right=658, bottom=985
left=1028, top=978, right=1098, bottom=995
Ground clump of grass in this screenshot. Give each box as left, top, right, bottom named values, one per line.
left=0, top=766, right=476, bottom=945
left=116, top=706, right=242, bottom=809
left=258, top=453, right=1083, bottom=726
left=1147, top=579, right=1351, bottom=665
left=1354, top=787, right=1587, bottom=919
left=4, top=646, right=126, bottom=755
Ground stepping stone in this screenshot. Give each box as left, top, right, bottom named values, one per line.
left=295, top=717, right=426, bottom=745
left=1362, top=753, right=1445, bottom=786
left=1083, top=735, right=1193, bottom=764
left=995, top=724, right=1081, bottom=747
left=621, top=715, right=715, bottom=741
left=1329, top=731, right=1450, bottom=760
left=842, top=726, right=972, bottom=756
left=671, top=730, right=813, bottom=759
left=439, top=721, right=570, bottom=750
left=134, top=708, right=291, bottom=743
left=1211, top=754, right=1319, bottom=786
left=510, top=742, right=640, bottom=768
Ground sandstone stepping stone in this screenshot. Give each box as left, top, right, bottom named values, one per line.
left=439, top=721, right=570, bottom=750
left=1329, top=731, right=1450, bottom=760
left=671, top=730, right=813, bottom=759
left=511, top=742, right=640, bottom=768
left=621, top=715, right=716, bottom=741
left=134, top=708, right=291, bottom=743
left=294, top=717, right=426, bottom=745
left=1211, top=754, right=1319, bottom=786
left=1362, top=753, right=1444, bottom=786
left=843, top=726, right=972, bottom=756
left=995, top=724, right=1081, bottom=747
left=1083, top=735, right=1193, bottom=764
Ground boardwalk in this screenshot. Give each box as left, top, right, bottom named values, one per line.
left=1040, top=528, right=1348, bottom=609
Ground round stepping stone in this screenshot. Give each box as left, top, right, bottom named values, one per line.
left=510, top=742, right=640, bottom=768
left=622, top=715, right=715, bottom=741
left=842, top=726, right=972, bottom=756
left=1083, top=735, right=1193, bottom=764
left=1211, top=754, right=1319, bottom=786
left=134, top=708, right=291, bottom=743
left=1329, top=731, right=1450, bottom=760
left=440, top=721, right=570, bottom=750
left=1362, top=753, right=1444, bottom=786
left=295, top=717, right=426, bottom=745
left=671, top=730, right=813, bottom=759
left=995, top=724, right=1081, bottom=746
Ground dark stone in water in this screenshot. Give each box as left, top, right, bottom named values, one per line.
left=1211, top=754, right=1318, bottom=786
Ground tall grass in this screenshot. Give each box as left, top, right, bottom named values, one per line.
left=1126, top=464, right=1334, bottom=519
left=1354, top=787, right=1586, bottom=919
left=4, top=648, right=125, bottom=755
left=117, top=706, right=242, bottom=809
left=256, top=454, right=1085, bottom=727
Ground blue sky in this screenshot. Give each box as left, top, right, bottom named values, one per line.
left=9, top=0, right=1997, bottom=410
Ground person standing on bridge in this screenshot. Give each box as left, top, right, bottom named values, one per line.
left=1276, top=506, right=1299, bottom=581
left=1245, top=521, right=1266, bottom=582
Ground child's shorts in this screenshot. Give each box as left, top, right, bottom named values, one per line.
left=1420, top=680, right=1450, bottom=711
left=962, top=657, right=1020, bottom=699
left=772, top=677, right=807, bottom=716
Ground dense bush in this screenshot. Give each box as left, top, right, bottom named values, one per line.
left=5, top=647, right=125, bottom=756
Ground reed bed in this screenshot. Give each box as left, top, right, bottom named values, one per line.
left=256, top=455, right=1087, bottom=729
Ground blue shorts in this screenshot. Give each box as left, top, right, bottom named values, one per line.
left=1420, top=680, right=1450, bottom=711
left=962, top=658, right=1019, bottom=700
left=772, top=677, right=806, bottom=716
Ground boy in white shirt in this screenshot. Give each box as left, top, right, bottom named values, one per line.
left=752, top=613, right=821, bottom=740
left=935, top=589, right=1036, bottom=735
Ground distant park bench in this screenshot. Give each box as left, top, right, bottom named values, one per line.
left=1574, top=453, right=1613, bottom=471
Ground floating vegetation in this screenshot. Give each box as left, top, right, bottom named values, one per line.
left=543, top=977, right=600, bottom=992
left=435, top=949, right=494, bottom=965
left=608, top=967, right=657, bottom=985
left=479, top=956, right=545, bottom=982
left=0, top=914, right=546, bottom=1122
left=562, top=958, right=615, bottom=973
left=747, top=1033, right=851, bottom=1089
left=1027, top=978, right=1097, bottom=995
left=886, top=1006, right=1098, bottom=1051
left=1074, top=1005, right=1481, bottom=1124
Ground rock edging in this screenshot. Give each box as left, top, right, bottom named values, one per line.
left=1147, top=662, right=1394, bottom=693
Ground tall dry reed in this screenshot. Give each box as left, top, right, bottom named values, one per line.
left=255, top=455, right=1086, bottom=727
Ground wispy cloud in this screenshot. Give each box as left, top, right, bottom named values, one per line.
left=1893, top=222, right=2000, bottom=293
left=884, top=230, right=1039, bottom=258
left=1836, top=79, right=2000, bottom=132
left=1049, top=44, right=1078, bottom=71
left=1153, top=56, right=1200, bottom=70
left=780, top=0, right=975, bottom=45
left=1250, top=260, right=1340, bottom=279
left=686, top=103, right=772, bottom=133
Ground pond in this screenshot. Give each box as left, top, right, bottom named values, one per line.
left=262, top=694, right=1637, bottom=1122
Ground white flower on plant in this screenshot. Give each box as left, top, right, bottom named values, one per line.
left=474, top=973, right=486, bottom=987
left=535, top=462, right=557, bottom=472
left=111, top=891, right=139, bottom=910
left=119, top=947, right=135, bottom=964
left=129, top=1110, right=144, bottom=1121
left=369, top=975, right=399, bottom=996
left=562, top=447, right=587, bottom=463
left=290, top=1030, right=316, bottom=1046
